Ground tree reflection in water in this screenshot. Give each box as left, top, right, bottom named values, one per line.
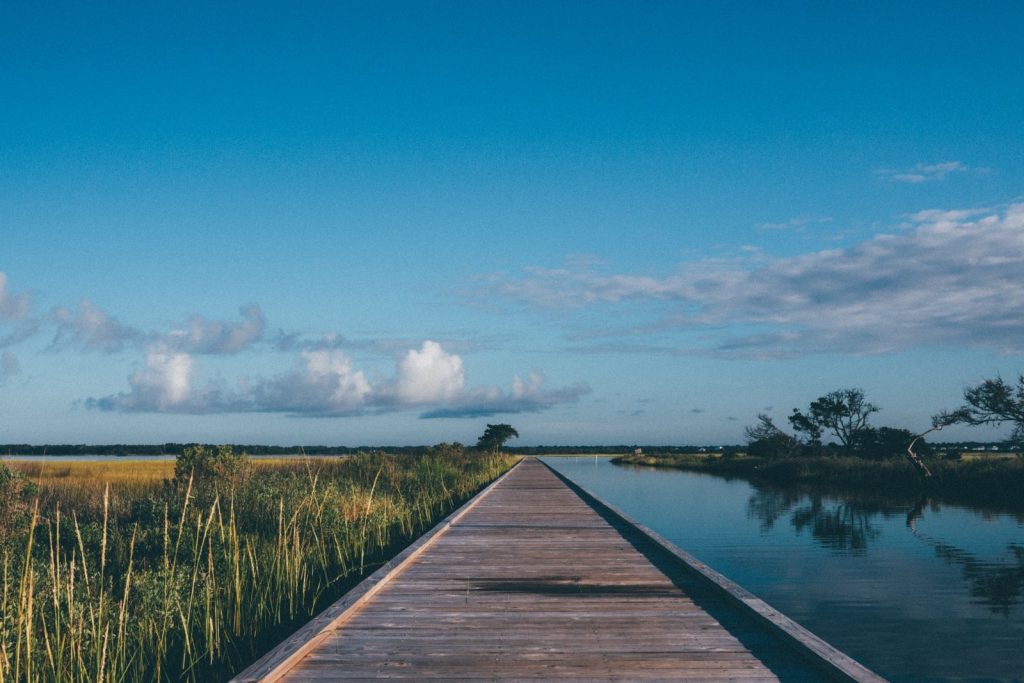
left=790, top=499, right=880, bottom=552
left=907, top=498, right=1024, bottom=616
left=747, top=488, right=885, bottom=553
left=747, top=486, right=1024, bottom=614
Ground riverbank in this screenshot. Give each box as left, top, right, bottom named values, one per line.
left=611, top=453, right=1024, bottom=512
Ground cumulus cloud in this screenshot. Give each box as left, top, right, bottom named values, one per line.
left=420, top=372, right=591, bottom=419
left=481, top=203, right=1024, bottom=356
left=89, top=347, right=198, bottom=412
left=47, top=300, right=264, bottom=355
left=164, top=304, right=265, bottom=354
left=88, top=339, right=586, bottom=418
left=876, top=161, right=974, bottom=184
left=50, top=299, right=142, bottom=353
left=393, top=340, right=465, bottom=404
left=249, top=350, right=372, bottom=415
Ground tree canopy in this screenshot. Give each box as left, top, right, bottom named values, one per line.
left=935, top=375, right=1024, bottom=447
left=789, top=388, right=878, bottom=455
left=744, top=413, right=801, bottom=459
left=476, top=424, right=519, bottom=453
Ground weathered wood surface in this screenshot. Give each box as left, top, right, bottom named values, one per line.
left=234, top=458, right=885, bottom=682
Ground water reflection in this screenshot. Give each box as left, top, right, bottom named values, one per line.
left=747, top=489, right=891, bottom=554
left=907, top=499, right=1024, bottom=615
left=791, top=499, right=880, bottom=552
left=749, top=487, right=1024, bottom=614
left=546, top=458, right=1024, bottom=680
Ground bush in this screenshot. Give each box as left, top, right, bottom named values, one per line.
left=851, top=427, right=927, bottom=460
left=174, top=444, right=251, bottom=491
left=0, top=462, right=37, bottom=539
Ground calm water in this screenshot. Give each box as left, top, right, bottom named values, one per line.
left=545, top=457, right=1024, bottom=683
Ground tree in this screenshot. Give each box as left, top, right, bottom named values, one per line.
left=934, top=375, right=1024, bottom=449
left=744, top=413, right=801, bottom=459
left=789, top=388, right=879, bottom=455
left=175, top=444, right=250, bottom=489
left=426, top=442, right=465, bottom=458
left=476, top=424, right=519, bottom=453
left=851, top=426, right=924, bottom=461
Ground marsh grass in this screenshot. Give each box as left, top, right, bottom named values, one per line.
left=0, top=452, right=515, bottom=682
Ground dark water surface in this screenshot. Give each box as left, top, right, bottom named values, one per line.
left=544, top=457, right=1024, bottom=683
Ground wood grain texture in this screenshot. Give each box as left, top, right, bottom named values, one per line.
left=237, top=459, right=885, bottom=682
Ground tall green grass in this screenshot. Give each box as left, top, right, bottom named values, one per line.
left=0, top=451, right=515, bottom=681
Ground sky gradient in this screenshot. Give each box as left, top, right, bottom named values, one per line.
left=2, top=1, right=1023, bottom=446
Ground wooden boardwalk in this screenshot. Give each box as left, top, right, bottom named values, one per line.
left=234, top=459, right=884, bottom=682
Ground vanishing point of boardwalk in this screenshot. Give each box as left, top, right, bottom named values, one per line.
left=235, top=459, right=884, bottom=681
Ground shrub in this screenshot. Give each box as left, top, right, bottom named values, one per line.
left=0, top=462, right=36, bottom=540
left=174, top=444, right=251, bottom=491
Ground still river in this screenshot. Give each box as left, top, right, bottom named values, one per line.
left=544, top=457, right=1024, bottom=683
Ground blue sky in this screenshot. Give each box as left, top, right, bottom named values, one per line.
left=2, top=1, right=1023, bottom=446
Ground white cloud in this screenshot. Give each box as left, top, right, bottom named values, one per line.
left=757, top=216, right=833, bottom=231
left=164, top=304, right=265, bottom=354
left=0, top=351, right=19, bottom=384
left=50, top=299, right=141, bottom=353
left=46, top=300, right=264, bottom=355
left=876, top=161, right=973, bottom=184
left=250, top=350, right=372, bottom=415
left=393, top=340, right=465, bottom=404
left=91, top=347, right=197, bottom=412
left=0, top=273, right=31, bottom=321
left=88, top=339, right=586, bottom=418
left=420, top=372, right=591, bottom=419
left=0, top=273, right=39, bottom=347
left=482, top=203, right=1024, bottom=357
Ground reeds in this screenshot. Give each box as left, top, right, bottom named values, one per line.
left=0, top=451, right=515, bottom=682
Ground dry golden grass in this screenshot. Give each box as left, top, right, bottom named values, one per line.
left=959, top=451, right=1020, bottom=461
left=4, top=456, right=351, bottom=486
left=6, top=459, right=175, bottom=484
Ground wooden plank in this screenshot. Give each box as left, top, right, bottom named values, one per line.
left=229, top=458, right=526, bottom=683
left=542, top=460, right=887, bottom=683
left=235, top=458, right=885, bottom=682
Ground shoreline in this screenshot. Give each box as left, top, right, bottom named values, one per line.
left=611, top=453, right=1024, bottom=515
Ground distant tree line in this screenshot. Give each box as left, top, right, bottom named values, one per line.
left=0, top=443, right=452, bottom=457
left=0, top=442, right=752, bottom=457
left=6, top=374, right=1023, bottom=463
left=744, top=375, right=1024, bottom=469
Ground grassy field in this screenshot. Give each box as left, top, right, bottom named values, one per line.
left=5, top=457, right=354, bottom=486
left=959, top=451, right=1020, bottom=461
left=0, top=450, right=516, bottom=682
left=7, top=458, right=176, bottom=483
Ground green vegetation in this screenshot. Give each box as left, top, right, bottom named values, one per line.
left=788, top=388, right=878, bottom=455
left=476, top=423, right=519, bottom=454
left=743, top=384, right=1024, bottom=465
left=613, top=452, right=1024, bottom=512
left=615, top=378, right=1024, bottom=512
left=936, top=374, right=1024, bottom=448
left=0, top=449, right=515, bottom=682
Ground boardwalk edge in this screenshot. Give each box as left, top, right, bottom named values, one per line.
left=540, top=458, right=888, bottom=683
left=229, top=457, right=524, bottom=683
